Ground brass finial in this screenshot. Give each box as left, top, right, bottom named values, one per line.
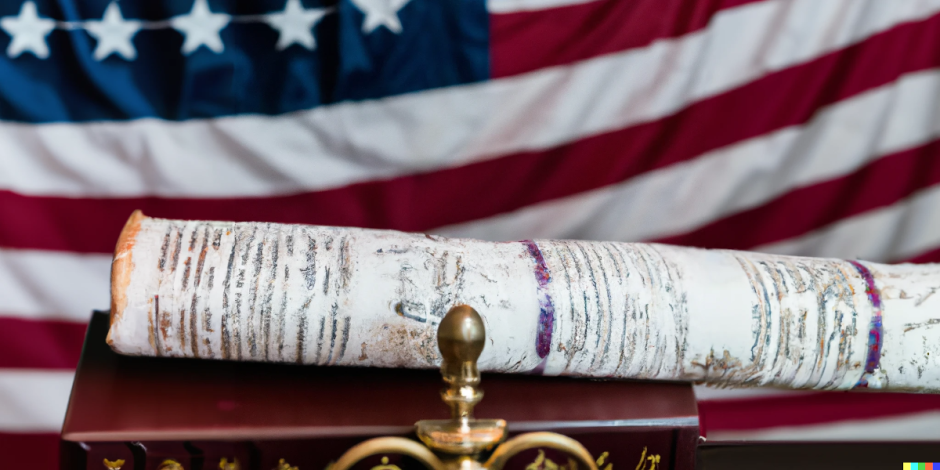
left=416, top=305, right=507, bottom=458
left=437, top=305, right=486, bottom=421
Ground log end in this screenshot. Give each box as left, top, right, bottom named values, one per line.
left=107, top=210, right=147, bottom=346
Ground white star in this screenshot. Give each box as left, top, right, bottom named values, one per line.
left=170, top=0, right=230, bottom=55
left=84, top=3, right=141, bottom=61
left=0, top=1, right=56, bottom=59
left=264, top=0, right=328, bottom=50
left=350, top=0, right=411, bottom=34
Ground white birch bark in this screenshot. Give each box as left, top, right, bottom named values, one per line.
left=108, top=212, right=940, bottom=392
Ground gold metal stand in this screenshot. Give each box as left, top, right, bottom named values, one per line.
left=330, top=305, right=599, bottom=470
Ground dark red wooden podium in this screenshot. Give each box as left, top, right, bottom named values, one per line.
left=60, top=312, right=699, bottom=470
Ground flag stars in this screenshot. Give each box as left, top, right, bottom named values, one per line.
left=1, top=1, right=56, bottom=58
left=350, top=0, right=411, bottom=34
left=171, top=0, right=230, bottom=55
left=265, top=0, right=329, bottom=51
left=85, top=3, right=141, bottom=61
left=0, top=0, right=347, bottom=60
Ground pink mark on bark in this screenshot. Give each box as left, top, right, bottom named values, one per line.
left=849, top=260, right=883, bottom=388
left=523, top=240, right=554, bottom=361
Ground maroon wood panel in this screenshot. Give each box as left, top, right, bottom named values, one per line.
left=63, top=312, right=698, bottom=442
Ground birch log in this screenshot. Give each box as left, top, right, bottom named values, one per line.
left=109, top=211, right=940, bottom=392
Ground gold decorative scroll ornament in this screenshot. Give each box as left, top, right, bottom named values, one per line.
left=157, top=460, right=184, bottom=470
left=330, top=305, right=601, bottom=470
left=276, top=459, right=301, bottom=470
left=518, top=448, right=660, bottom=470
left=103, top=459, right=125, bottom=470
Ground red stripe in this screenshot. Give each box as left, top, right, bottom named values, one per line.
left=698, top=392, right=940, bottom=431
left=904, top=246, right=940, bottom=264
left=0, top=317, right=86, bottom=369
left=0, top=432, right=59, bottom=469
left=3, top=13, right=940, bottom=254
left=654, top=139, right=940, bottom=250
left=491, top=0, right=762, bottom=78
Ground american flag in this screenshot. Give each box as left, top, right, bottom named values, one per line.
left=2, top=0, right=940, bottom=466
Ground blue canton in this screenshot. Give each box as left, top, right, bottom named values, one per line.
left=0, top=0, right=489, bottom=123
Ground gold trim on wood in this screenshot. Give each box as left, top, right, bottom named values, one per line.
left=219, top=458, right=239, bottom=470
left=485, top=432, right=597, bottom=470
left=329, top=437, right=447, bottom=470
left=157, top=460, right=184, bottom=470
left=103, top=459, right=125, bottom=470
left=275, top=458, right=300, bottom=470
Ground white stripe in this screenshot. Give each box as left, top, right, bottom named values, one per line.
left=3, top=0, right=937, bottom=198
left=436, top=69, right=940, bottom=243
left=755, top=184, right=940, bottom=262
left=708, top=410, right=940, bottom=440
left=0, top=248, right=109, bottom=322
left=0, top=370, right=73, bottom=432
left=487, top=0, right=600, bottom=14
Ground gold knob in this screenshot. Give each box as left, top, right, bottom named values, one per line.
left=437, top=305, right=485, bottom=381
